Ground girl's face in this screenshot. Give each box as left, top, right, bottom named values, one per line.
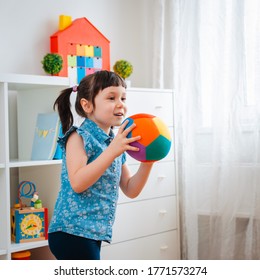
left=85, top=86, right=127, bottom=134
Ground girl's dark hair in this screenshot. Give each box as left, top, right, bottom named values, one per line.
left=53, top=70, right=126, bottom=134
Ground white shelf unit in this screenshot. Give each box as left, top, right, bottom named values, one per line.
left=0, top=74, right=180, bottom=260
left=0, top=74, right=69, bottom=260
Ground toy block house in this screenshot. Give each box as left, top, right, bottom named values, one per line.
left=50, top=15, right=110, bottom=84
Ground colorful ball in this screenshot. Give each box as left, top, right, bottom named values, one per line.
left=123, top=113, right=172, bottom=162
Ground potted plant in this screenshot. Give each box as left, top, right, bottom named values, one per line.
left=113, top=59, right=133, bottom=80
left=41, top=53, right=63, bottom=75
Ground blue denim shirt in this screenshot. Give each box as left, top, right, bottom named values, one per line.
left=48, top=118, right=126, bottom=242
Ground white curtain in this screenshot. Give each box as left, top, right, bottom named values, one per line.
left=152, top=0, right=260, bottom=259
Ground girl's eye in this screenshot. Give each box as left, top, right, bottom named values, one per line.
left=108, top=97, right=115, bottom=100
left=121, top=97, right=126, bottom=102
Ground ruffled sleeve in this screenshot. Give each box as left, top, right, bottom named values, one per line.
left=57, top=126, right=77, bottom=152
left=76, top=126, right=94, bottom=160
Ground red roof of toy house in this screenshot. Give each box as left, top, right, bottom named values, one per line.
left=50, top=17, right=110, bottom=79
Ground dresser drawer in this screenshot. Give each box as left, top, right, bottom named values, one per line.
left=113, top=196, right=177, bottom=243
left=126, top=89, right=174, bottom=126
left=118, top=161, right=176, bottom=203
left=102, top=230, right=179, bottom=260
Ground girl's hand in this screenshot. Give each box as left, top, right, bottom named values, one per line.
left=108, top=120, right=141, bottom=158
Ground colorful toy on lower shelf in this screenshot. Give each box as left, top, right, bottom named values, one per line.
left=11, top=207, right=48, bottom=243
left=11, top=181, right=48, bottom=243
left=123, top=113, right=172, bottom=162
left=12, top=250, right=31, bottom=260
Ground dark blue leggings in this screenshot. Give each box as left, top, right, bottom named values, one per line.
left=48, top=232, right=102, bottom=260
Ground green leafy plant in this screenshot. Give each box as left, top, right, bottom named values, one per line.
left=113, top=59, right=133, bottom=79
left=41, top=53, right=63, bottom=75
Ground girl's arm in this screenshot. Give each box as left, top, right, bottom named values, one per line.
left=66, top=121, right=140, bottom=193
left=119, top=162, right=154, bottom=199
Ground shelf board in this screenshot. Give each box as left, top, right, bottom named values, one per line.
left=8, top=159, right=62, bottom=168
left=0, top=73, right=70, bottom=90
left=0, top=249, right=7, bottom=256
left=10, top=240, right=48, bottom=253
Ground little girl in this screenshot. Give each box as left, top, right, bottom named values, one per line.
left=48, top=70, right=154, bottom=260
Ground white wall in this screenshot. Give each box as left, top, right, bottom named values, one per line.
left=0, top=0, right=154, bottom=88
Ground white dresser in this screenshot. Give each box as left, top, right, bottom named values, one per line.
left=101, top=88, right=180, bottom=260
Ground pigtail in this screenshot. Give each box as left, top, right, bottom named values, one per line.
left=53, top=87, right=74, bottom=134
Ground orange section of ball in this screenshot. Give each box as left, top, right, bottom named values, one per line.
left=131, top=117, right=159, bottom=146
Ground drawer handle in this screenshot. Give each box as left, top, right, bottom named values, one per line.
left=158, top=175, right=166, bottom=180
left=160, top=245, right=168, bottom=251
left=155, top=105, right=163, bottom=109
left=159, top=209, right=167, bottom=215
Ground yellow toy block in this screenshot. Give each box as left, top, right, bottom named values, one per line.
left=59, top=15, right=72, bottom=31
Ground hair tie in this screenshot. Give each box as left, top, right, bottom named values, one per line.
left=72, top=85, right=78, bottom=92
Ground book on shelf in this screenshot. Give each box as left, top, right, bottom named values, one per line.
left=31, top=112, right=62, bottom=160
